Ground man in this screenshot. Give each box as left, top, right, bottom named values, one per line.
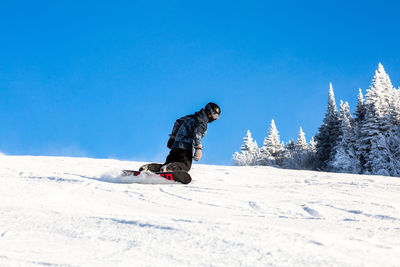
left=140, top=102, right=221, bottom=172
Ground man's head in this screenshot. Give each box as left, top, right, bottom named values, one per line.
left=205, top=102, right=221, bottom=123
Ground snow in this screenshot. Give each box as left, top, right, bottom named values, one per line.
left=1, top=155, right=400, bottom=266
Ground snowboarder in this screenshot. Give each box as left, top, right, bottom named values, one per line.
left=140, top=102, right=221, bottom=173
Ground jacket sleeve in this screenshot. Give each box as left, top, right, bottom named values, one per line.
left=193, top=121, right=207, bottom=148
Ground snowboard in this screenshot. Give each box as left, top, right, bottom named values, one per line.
left=121, top=169, right=192, bottom=184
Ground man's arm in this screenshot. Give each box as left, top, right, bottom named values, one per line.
left=193, top=122, right=207, bottom=161
left=193, top=122, right=207, bottom=147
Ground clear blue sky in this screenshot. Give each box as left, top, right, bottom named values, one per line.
left=1, top=0, right=400, bottom=165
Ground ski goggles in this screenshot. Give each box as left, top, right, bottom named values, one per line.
left=211, top=112, right=220, bottom=120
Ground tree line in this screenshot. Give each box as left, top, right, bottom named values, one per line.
left=233, top=63, right=400, bottom=177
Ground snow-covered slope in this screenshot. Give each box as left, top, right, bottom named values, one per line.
left=1, top=155, right=400, bottom=266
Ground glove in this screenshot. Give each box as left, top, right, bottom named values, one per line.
left=194, top=145, right=202, bottom=161
left=167, top=137, right=175, bottom=149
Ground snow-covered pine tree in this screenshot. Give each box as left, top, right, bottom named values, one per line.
left=391, top=88, right=400, bottom=123
left=354, top=89, right=367, bottom=171
left=329, top=101, right=360, bottom=173
left=307, top=137, right=318, bottom=169
left=281, top=139, right=295, bottom=168
left=292, top=127, right=310, bottom=169
left=259, top=119, right=283, bottom=166
left=315, top=83, right=340, bottom=170
left=358, top=63, right=397, bottom=176
left=309, top=137, right=317, bottom=154
left=295, top=127, right=308, bottom=151
left=285, top=139, right=295, bottom=153
left=355, top=88, right=367, bottom=124
left=233, top=130, right=260, bottom=166
left=388, top=86, right=400, bottom=173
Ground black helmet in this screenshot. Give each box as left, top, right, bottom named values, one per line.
left=205, top=102, right=221, bottom=122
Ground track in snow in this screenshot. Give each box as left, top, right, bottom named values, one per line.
left=1, top=155, right=400, bottom=266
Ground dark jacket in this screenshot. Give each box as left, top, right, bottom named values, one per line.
left=170, top=109, right=208, bottom=151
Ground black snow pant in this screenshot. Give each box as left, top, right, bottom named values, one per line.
left=163, top=148, right=193, bottom=172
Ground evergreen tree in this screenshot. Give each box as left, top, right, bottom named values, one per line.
left=309, top=137, right=317, bottom=153
left=337, top=101, right=352, bottom=143
left=387, top=86, right=400, bottom=173
left=281, top=139, right=295, bottom=168
left=260, top=119, right=283, bottom=166
left=285, top=139, right=296, bottom=151
left=315, top=83, right=340, bottom=170
left=358, top=63, right=397, bottom=176
left=355, top=88, right=367, bottom=123
left=329, top=101, right=360, bottom=173
left=354, top=89, right=367, bottom=171
left=295, top=127, right=308, bottom=152
left=293, top=127, right=309, bottom=169
left=233, top=130, right=260, bottom=166
left=307, top=137, right=318, bottom=169
left=391, top=88, right=400, bottom=123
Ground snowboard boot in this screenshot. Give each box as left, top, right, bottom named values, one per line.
left=139, top=163, right=163, bottom=172
left=160, top=162, right=189, bottom=172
